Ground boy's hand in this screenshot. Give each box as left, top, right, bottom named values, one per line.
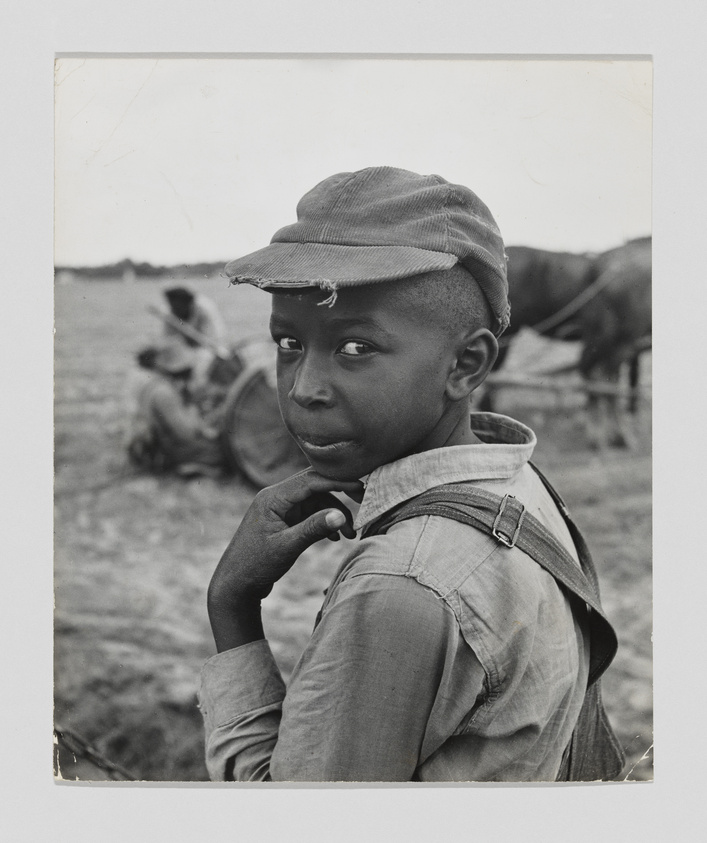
left=207, top=469, right=363, bottom=651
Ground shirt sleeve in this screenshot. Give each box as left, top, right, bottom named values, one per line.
left=150, top=382, right=207, bottom=442
left=199, top=572, right=477, bottom=782
left=193, top=297, right=225, bottom=345
left=198, top=640, right=286, bottom=781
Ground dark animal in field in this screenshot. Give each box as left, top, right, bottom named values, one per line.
left=478, top=246, right=598, bottom=411
left=481, top=239, right=651, bottom=448
left=576, top=237, right=651, bottom=448
left=499, top=245, right=598, bottom=358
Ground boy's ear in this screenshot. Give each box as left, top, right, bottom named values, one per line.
left=446, top=328, right=499, bottom=400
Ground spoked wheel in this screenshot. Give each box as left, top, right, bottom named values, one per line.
left=220, top=366, right=308, bottom=488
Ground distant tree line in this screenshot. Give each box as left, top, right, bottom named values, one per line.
left=54, top=258, right=229, bottom=281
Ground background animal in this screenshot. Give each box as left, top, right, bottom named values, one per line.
left=502, top=245, right=598, bottom=348
left=576, top=237, right=652, bottom=447
left=478, top=246, right=597, bottom=411
left=482, top=239, right=652, bottom=447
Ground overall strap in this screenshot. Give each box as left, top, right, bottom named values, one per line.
left=363, top=474, right=617, bottom=686
left=528, top=461, right=602, bottom=597
left=524, top=463, right=626, bottom=779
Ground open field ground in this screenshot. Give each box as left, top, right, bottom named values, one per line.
left=54, top=276, right=652, bottom=782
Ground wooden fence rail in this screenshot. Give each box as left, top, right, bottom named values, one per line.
left=485, top=373, right=652, bottom=401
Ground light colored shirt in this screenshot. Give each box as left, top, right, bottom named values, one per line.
left=132, top=376, right=223, bottom=467
left=163, top=294, right=226, bottom=347
left=198, top=412, right=590, bottom=782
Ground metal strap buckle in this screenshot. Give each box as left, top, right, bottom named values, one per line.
left=492, top=494, right=526, bottom=548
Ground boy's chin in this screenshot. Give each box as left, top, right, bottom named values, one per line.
left=306, top=460, right=364, bottom=483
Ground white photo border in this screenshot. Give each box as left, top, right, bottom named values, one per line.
left=4, top=1, right=705, bottom=840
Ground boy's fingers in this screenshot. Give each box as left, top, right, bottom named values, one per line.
left=267, top=469, right=363, bottom=513
left=338, top=517, right=356, bottom=540
left=317, top=494, right=355, bottom=538
left=284, top=491, right=355, bottom=533
left=345, top=485, right=366, bottom=504
left=283, top=509, right=348, bottom=555
left=325, top=510, right=347, bottom=530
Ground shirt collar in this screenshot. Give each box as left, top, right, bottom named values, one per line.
left=353, top=412, right=537, bottom=531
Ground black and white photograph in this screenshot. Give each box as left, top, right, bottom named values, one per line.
left=5, top=0, right=707, bottom=839
left=53, top=56, right=652, bottom=784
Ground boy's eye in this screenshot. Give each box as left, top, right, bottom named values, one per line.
left=338, top=341, right=371, bottom=356
left=276, top=336, right=301, bottom=351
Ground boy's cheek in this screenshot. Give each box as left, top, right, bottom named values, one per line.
left=276, top=380, right=294, bottom=412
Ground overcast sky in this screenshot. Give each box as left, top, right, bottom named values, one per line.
left=54, top=57, right=651, bottom=267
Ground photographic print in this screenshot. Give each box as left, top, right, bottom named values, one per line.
left=53, top=56, right=652, bottom=783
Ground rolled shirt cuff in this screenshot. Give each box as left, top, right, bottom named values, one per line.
left=198, top=639, right=286, bottom=734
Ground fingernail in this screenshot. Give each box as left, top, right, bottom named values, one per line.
left=325, top=510, right=346, bottom=529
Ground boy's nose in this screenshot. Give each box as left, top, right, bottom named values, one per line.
left=289, top=358, right=335, bottom=408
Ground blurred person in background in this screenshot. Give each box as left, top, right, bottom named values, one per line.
left=127, top=341, right=226, bottom=478
left=161, top=285, right=227, bottom=390
left=162, top=285, right=225, bottom=347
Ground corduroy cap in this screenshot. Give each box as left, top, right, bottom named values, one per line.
left=225, top=166, right=510, bottom=335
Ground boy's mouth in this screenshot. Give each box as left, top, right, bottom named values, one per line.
left=295, top=433, right=357, bottom=455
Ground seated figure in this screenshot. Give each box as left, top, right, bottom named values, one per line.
left=127, top=341, right=225, bottom=477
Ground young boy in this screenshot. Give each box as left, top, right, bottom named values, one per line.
left=199, top=166, right=613, bottom=782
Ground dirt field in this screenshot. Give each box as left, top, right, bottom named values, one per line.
left=54, top=276, right=653, bottom=782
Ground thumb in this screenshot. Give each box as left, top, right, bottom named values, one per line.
left=285, top=508, right=348, bottom=554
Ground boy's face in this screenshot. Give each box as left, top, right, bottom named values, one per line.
left=270, top=284, right=460, bottom=481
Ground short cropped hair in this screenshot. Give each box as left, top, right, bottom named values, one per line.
left=136, top=346, right=159, bottom=370
left=386, top=264, right=495, bottom=336
left=164, top=286, right=195, bottom=305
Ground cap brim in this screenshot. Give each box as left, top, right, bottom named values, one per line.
left=224, top=242, right=457, bottom=288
